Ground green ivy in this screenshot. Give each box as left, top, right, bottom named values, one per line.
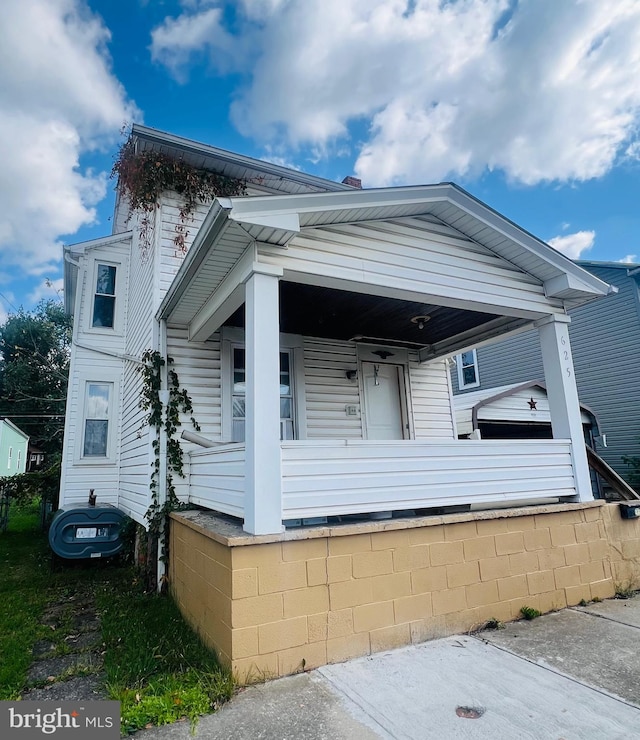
left=111, top=138, right=246, bottom=255
left=138, top=350, right=200, bottom=568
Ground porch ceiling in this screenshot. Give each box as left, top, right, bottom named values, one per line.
left=223, top=281, right=516, bottom=351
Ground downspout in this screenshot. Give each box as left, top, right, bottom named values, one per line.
left=156, top=318, right=169, bottom=591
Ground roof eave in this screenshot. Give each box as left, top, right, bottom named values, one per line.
left=131, top=124, right=353, bottom=194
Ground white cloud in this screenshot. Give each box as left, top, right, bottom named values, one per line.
left=617, top=254, right=638, bottom=264
left=0, top=0, right=138, bottom=278
left=151, top=0, right=640, bottom=186
left=548, top=230, right=596, bottom=260
left=150, top=3, right=241, bottom=78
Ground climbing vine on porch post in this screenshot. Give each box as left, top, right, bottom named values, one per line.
left=138, top=349, right=200, bottom=579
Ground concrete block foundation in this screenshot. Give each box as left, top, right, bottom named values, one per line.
left=169, top=501, right=640, bottom=683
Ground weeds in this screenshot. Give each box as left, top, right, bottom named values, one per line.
left=520, top=606, right=542, bottom=620
left=98, top=576, right=234, bottom=734
left=615, top=583, right=637, bottom=600
left=484, top=618, right=505, bottom=630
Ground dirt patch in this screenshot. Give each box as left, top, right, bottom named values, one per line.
left=21, top=585, right=108, bottom=701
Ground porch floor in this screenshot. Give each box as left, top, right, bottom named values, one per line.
left=171, top=499, right=604, bottom=548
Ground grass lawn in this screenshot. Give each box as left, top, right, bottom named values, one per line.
left=0, top=502, right=234, bottom=735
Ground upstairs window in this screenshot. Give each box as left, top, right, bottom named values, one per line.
left=7, top=446, right=12, bottom=469
left=83, top=383, right=111, bottom=457
left=231, top=347, right=295, bottom=442
left=92, top=264, right=116, bottom=328
left=457, top=349, right=480, bottom=389
left=17, top=449, right=22, bottom=470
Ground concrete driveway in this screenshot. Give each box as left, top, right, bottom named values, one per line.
left=136, top=595, right=640, bottom=739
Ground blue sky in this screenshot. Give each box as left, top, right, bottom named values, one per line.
left=1, top=0, right=639, bottom=322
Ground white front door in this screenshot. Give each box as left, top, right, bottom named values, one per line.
left=362, top=362, right=406, bottom=440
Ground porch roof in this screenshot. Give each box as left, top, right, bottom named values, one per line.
left=216, top=184, right=613, bottom=302
left=157, top=184, right=614, bottom=342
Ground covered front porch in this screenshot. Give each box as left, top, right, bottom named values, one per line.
left=158, top=184, right=612, bottom=535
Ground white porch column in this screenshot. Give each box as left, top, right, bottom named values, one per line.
left=244, top=269, right=283, bottom=534
left=536, top=315, right=592, bottom=502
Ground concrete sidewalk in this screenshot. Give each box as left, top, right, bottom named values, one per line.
left=136, top=595, right=640, bottom=739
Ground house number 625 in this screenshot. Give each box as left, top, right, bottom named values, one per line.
left=560, top=335, right=571, bottom=377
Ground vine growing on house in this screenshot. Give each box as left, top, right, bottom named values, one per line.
left=111, top=137, right=247, bottom=259
left=138, top=349, right=200, bottom=566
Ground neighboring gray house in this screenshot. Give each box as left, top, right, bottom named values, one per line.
left=452, top=261, right=640, bottom=482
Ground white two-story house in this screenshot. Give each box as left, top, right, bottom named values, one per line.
left=60, top=126, right=634, bottom=680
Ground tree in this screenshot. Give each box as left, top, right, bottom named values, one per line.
left=0, top=300, right=71, bottom=462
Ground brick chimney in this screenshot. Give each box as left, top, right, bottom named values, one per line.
left=342, top=176, right=362, bottom=189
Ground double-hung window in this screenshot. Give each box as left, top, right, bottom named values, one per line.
left=83, top=383, right=111, bottom=457
left=456, top=349, right=480, bottom=389
left=231, top=347, right=295, bottom=442
left=7, top=447, right=12, bottom=470
left=92, top=263, right=116, bottom=328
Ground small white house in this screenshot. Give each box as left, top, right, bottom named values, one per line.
left=60, top=125, right=614, bottom=537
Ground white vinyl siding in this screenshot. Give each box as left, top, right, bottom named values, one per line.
left=157, top=193, right=211, bottom=308
left=118, top=216, right=155, bottom=523
left=409, top=356, right=456, bottom=439
left=257, top=218, right=560, bottom=318
left=280, top=439, right=576, bottom=518
left=58, top=238, right=130, bottom=511
left=304, top=339, right=362, bottom=439
left=167, top=326, right=223, bottom=503
left=76, top=242, right=130, bottom=352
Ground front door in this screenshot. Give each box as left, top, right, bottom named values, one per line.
left=361, top=362, right=406, bottom=440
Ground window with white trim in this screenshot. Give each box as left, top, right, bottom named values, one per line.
left=7, top=446, right=12, bottom=469
left=82, top=383, right=111, bottom=457
left=231, top=347, right=295, bottom=442
left=456, top=349, right=480, bottom=389
left=17, top=449, right=22, bottom=470
left=92, top=263, right=116, bottom=328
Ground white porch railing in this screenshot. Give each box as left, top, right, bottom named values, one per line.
left=189, top=443, right=245, bottom=518
left=188, top=439, right=576, bottom=523
left=280, top=439, right=576, bottom=520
